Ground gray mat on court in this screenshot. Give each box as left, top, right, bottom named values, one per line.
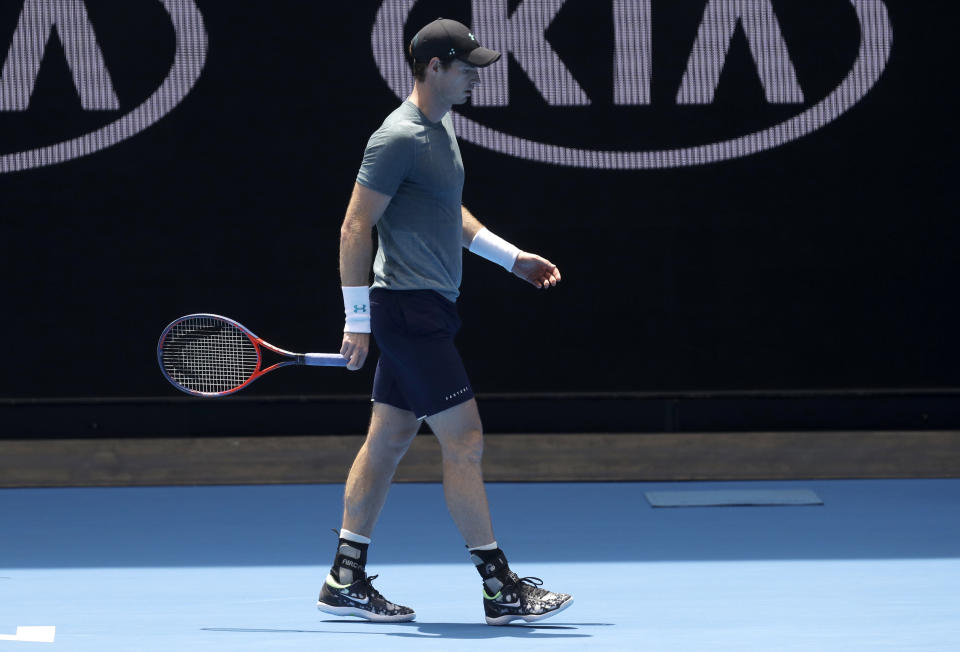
left=645, top=489, right=823, bottom=507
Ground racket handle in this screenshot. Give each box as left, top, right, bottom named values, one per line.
left=302, top=353, right=349, bottom=367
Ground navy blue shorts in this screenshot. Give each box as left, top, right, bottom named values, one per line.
left=370, top=288, right=474, bottom=420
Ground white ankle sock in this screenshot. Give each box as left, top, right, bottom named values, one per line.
left=468, top=541, right=499, bottom=552
left=340, top=528, right=371, bottom=545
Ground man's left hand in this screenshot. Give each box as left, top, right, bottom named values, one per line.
left=512, top=252, right=561, bottom=289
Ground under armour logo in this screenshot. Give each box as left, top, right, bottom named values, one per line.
left=468, top=32, right=476, bottom=41
left=353, top=304, right=367, bottom=314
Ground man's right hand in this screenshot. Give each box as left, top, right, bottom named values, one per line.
left=341, top=332, right=370, bottom=370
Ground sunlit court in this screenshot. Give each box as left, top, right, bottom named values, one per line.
left=3, top=480, right=959, bottom=650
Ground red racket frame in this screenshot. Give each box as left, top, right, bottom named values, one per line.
left=157, top=313, right=346, bottom=397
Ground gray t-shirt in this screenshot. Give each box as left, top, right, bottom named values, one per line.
left=357, top=100, right=465, bottom=302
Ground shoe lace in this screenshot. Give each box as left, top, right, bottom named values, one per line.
left=504, top=573, right=548, bottom=597
left=353, top=574, right=384, bottom=601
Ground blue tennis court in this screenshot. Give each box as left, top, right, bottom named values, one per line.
left=2, top=480, right=959, bottom=651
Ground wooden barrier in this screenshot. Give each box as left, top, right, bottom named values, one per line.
left=2, top=431, right=958, bottom=487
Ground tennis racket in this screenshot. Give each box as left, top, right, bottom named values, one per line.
left=157, top=313, right=347, bottom=397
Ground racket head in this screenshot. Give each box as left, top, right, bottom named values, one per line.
left=157, top=313, right=262, bottom=397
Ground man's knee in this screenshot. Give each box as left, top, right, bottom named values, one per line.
left=438, top=428, right=484, bottom=465
left=424, top=399, right=485, bottom=464
left=365, top=419, right=420, bottom=463
left=365, top=403, right=420, bottom=463
left=369, top=427, right=417, bottom=459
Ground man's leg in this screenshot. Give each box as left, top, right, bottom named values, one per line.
left=342, top=401, right=421, bottom=536
left=424, top=398, right=494, bottom=547
left=317, top=401, right=420, bottom=622
left=426, top=397, right=573, bottom=626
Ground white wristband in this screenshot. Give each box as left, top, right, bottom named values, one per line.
left=469, top=228, right=521, bottom=272
left=342, top=286, right=371, bottom=333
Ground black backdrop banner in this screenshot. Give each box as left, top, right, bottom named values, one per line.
left=1, top=0, right=957, bottom=400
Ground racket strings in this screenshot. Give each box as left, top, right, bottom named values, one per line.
left=161, top=317, right=258, bottom=393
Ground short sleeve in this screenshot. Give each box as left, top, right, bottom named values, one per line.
left=356, top=126, right=416, bottom=197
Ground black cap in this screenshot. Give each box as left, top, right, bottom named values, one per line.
left=410, top=18, right=501, bottom=68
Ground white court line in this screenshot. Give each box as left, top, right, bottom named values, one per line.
left=0, top=626, right=56, bottom=643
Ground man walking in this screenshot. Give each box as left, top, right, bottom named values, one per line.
left=317, top=18, right=572, bottom=626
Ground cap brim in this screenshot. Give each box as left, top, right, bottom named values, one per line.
left=461, top=47, right=501, bottom=67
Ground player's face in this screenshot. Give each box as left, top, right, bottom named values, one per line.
left=437, top=61, right=480, bottom=105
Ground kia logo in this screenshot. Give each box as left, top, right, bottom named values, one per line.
left=0, top=0, right=208, bottom=174
left=372, top=0, right=893, bottom=169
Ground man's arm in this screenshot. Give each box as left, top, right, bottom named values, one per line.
left=461, top=205, right=562, bottom=289
left=461, top=205, right=485, bottom=247
left=340, top=182, right=392, bottom=370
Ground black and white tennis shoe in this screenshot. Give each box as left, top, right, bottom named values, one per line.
left=482, top=572, right=573, bottom=625
left=317, top=573, right=416, bottom=622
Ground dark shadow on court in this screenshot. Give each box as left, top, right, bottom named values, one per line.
left=203, top=622, right=599, bottom=639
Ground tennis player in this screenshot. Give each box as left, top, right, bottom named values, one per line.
left=317, top=18, right=572, bottom=625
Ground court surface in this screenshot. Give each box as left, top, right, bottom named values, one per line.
left=2, top=479, right=959, bottom=651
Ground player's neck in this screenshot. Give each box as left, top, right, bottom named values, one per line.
left=408, top=85, right=450, bottom=123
